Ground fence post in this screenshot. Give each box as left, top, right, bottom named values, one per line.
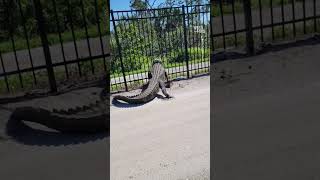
left=210, top=5, right=214, bottom=52
left=182, top=5, right=190, bottom=79
left=111, top=10, right=128, bottom=91
left=243, top=0, right=255, bottom=55
left=33, top=0, right=57, bottom=92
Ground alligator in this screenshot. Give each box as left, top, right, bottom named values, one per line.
left=113, top=59, right=173, bottom=104
left=8, top=77, right=109, bottom=134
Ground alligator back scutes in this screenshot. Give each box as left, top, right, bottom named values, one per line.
left=52, top=100, right=105, bottom=115
left=113, top=60, right=165, bottom=104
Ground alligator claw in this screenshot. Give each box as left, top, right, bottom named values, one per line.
left=167, top=95, right=174, bottom=99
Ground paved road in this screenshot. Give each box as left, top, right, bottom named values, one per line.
left=212, top=42, right=320, bottom=179
left=110, top=75, right=210, bottom=180
left=213, top=1, right=320, bottom=36
left=0, top=87, right=108, bottom=180
left=0, top=36, right=110, bottom=73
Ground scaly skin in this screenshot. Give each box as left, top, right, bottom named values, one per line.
left=113, top=59, right=172, bottom=104
left=9, top=79, right=109, bottom=133
left=10, top=100, right=108, bottom=133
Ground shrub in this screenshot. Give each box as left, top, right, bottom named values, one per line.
left=168, top=47, right=210, bottom=63
left=111, top=55, right=149, bottom=74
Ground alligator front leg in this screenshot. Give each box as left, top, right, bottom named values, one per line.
left=159, top=80, right=173, bottom=98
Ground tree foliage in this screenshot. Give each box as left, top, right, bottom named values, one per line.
left=0, top=0, right=108, bottom=41
left=111, top=1, right=210, bottom=73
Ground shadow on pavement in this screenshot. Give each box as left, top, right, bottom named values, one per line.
left=111, top=94, right=172, bottom=108
left=111, top=97, right=148, bottom=108
left=5, top=116, right=108, bottom=146
left=211, top=34, right=320, bottom=63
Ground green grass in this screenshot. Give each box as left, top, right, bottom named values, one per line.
left=0, top=24, right=109, bottom=54
left=0, top=70, right=50, bottom=94
left=111, top=57, right=210, bottom=79
left=0, top=58, right=107, bottom=94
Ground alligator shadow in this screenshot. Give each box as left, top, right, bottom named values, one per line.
left=111, top=94, right=168, bottom=108
left=5, top=116, right=109, bottom=146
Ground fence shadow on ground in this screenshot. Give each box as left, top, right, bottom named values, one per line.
left=5, top=116, right=108, bottom=146
left=212, top=34, right=320, bottom=63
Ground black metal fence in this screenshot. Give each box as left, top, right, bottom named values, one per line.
left=110, top=4, right=211, bottom=93
left=0, top=0, right=109, bottom=95
left=212, top=0, right=320, bottom=57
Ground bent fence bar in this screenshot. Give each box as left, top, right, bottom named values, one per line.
left=212, top=0, right=320, bottom=58
left=110, top=4, right=211, bottom=93
left=0, top=0, right=109, bottom=95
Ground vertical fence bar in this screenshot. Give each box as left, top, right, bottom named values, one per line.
left=4, top=0, right=24, bottom=88
left=162, top=9, right=170, bottom=73
left=66, top=0, right=81, bottom=77
left=206, top=6, right=210, bottom=69
left=303, top=0, right=306, bottom=34
left=243, top=0, right=254, bottom=55
left=210, top=4, right=214, bottom=53
left=258, top=0, right=264, bottom=42
left=182, top=5, right=190, bottom=79
left=177, top=8, right=183, bottom=76
left=314, top=0, right=317, bottom=32
left=167, top=8, right=175, bottom=76
left=292, top=0, right=296, bottom=38
left=80, top=0, right=94, bottom=74
left=148, top=10, right=155, bottom=59
left=141, top=10, right=153, bottom=77
left=0, top=51, right=9, bottom=92
left=33, top=0, right=57, bottom=92
left=190, top=6, right=196, bottom=75
left=94, top=0, right=107, bottom=72
left=200, top=8, right=204, bottom=71
left=135, top=12, right=148, bottom=80
left=195, top=6, right=200, bottom=75
left=231, top=0, right=237, bottom=47
left=17, top=0, right=37, bottom=85
left=124, top=11, right=138, bottom=84
left=270, top=0, right=275, bottom=40
left=52, top=0, right=69, bottom=79
left=111, top=10, right=128, bottom=91
left=218, top=0, right=226, bottom=49
left=281, top=0, right=285, bottom=39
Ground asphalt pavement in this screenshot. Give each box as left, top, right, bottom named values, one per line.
left=213, top=42, right=320, bottom=179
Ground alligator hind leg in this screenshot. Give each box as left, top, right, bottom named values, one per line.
left=140, top=82, right=149, bottom=91
left=159, top=80, right=173, bottom=98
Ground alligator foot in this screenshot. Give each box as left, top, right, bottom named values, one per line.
left=166, top=95, right=174, bottom=99
left=160, top=95, right=174, bottom=100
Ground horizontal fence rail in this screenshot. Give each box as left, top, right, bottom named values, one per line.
left=110, top=4, right=211, bottom=93
left=212, top=0, right=320, bottom=58
left=0, top=0, right=109, bottom=95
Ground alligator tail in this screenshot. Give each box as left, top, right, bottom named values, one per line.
left=113, top=94, right=141, bottom=104
left=10, top=106, right=108, bottom=133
